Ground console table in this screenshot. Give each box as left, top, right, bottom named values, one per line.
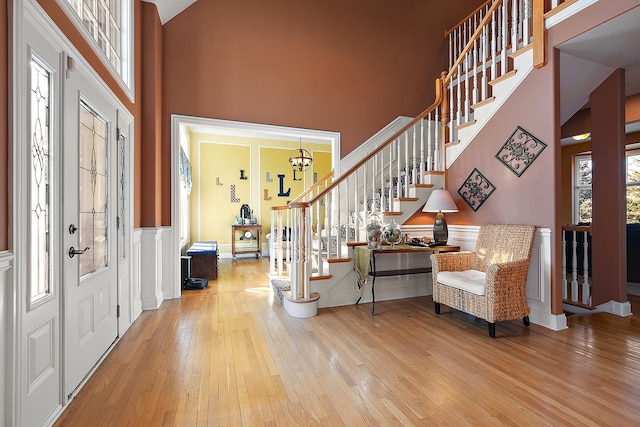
left=354, top=244, right=459, bottom=315
left=231, top=224, right=262, bottom=258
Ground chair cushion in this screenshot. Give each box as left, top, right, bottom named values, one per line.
left=437, top=270, right=486, bottom=296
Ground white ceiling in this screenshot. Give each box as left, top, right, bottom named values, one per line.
left=141, top=0, right=196, bottom=25
left=558, top=6, right=640, bottom=125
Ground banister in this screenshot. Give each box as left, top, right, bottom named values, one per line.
left=562, top=224, right=591, bottom=233
left=444, top=0, right=504, bottom=85
left=444, top=0, right=492, bottom=37
left=533, top=0, right=547, bottom=68
left=289, top=170, right=334, bottom=204
left=308, top=76, right=444, bottom=206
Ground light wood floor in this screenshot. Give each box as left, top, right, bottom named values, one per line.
left=55, top=258, right=640, bottom=426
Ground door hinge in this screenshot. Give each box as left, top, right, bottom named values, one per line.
left=117, top=216, right=120, bottom=230
left=116, top=304, right=121, bottom=318
left=65, top=54, right=75, bottom=80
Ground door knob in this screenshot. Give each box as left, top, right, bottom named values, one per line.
left=69, top=246, right=90, bottom=258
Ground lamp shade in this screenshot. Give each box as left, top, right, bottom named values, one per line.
left=422, top=189, right=459, bottom=213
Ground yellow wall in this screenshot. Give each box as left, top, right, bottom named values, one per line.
left=189, top=132, right=331, bottom=254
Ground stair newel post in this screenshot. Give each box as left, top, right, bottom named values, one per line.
left=582, top=230, right=590, bottom=305
left=439, top=72, right=450, bottom=152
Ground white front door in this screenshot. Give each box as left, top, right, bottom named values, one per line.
left=62, top=69, right=119, bottom=398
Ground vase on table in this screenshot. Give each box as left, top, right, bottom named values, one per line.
left=366, top=212, right=383, bottom=249
left=383, top=219, right=402, bottom=248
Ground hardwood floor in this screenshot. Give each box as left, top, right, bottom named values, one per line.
left=55, top=258, right=640, bottom=426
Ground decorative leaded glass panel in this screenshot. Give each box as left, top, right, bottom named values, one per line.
left=67, top=0, right=123, bottom=72
left=29, top=59, right=52, bottom=303
left=79, top=103, right=109, bottom=277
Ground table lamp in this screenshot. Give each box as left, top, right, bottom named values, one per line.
left=422, top=189, right=458, bottom=245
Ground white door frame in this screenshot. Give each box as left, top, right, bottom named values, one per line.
left=9, top=1, right=137, bottom=425
left=169, top=115, right=341, bottom=298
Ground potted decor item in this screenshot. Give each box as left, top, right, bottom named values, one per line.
left=383, top=219, right=402, bottom=248
left=366, top=212, right=383, bottom=249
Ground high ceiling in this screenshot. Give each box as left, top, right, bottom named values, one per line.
left=141, top=0, right=196, bottom=24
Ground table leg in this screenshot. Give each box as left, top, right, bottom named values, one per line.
left=370, top=276, right=376, bottom=316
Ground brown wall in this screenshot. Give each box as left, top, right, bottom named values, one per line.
left=591, top=69, right=627, bottom=304
left=141, top=2, right=163, bottom=226
left=0, top=0, right=7, bottom=250
left=160, top=0, right=485, bottom=225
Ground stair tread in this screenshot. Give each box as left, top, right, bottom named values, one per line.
left=489, top=69, right=517, bottom=86
left=445, top=140, right=460, bottom=148
left=383, top=212, right=403, bottom=216
left=394, top=197, right=419, bottom=202
left=410, top=183, right=434, bottom=188
left=471, top=96, right=495, bottom=110
left=456, top=120, right=477, bottom=131
left=310, top=275, right=333, bottom=281
left=327, top=258, right=352, bottom=264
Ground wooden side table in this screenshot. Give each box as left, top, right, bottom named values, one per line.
left=231, top=224, right=262, bottom=258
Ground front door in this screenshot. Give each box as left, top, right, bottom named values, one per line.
left=62, top=60, right=119, bottom=398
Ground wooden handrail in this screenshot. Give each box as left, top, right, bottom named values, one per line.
left=562, top=224, right=592, bottom=233
left=307, top=76, right=444, bottom=206
left=445, top=0, right=504, bottom=85
left=289, top=170, right=334, bottom=204
left=444, top=0, right=492, bottom=36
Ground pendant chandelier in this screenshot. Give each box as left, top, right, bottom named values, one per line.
left=289, top=139, right=313, bottom=172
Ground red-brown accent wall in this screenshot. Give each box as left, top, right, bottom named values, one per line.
left=591, top=69, right=627, bottom=304
left=160, top=0, right=485, bottom=225
left=141, top=2, right=163, bottom=226
left=0, top=0, right=7, bottom=250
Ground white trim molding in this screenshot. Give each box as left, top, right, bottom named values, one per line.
left=0, top=251, right=14, bottom=427
left=139, top=228, right=165, bottom=309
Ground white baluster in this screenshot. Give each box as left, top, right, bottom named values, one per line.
left=472, top=14, right=479, bottom=107
left=582, top=231, right=590, bottom=305
left=344, top=179, right=349, bottom=245
left=501, top=1, right=508, bottom=75
left=571, top=230, right=578, bottom=302
left=388, top=143, right=393, bottom=211
left=396, top=138, right=402, bottom=200
left=412, top=125, right=418, bottom=188
left=363, top=162, right=368, bottom=217
left=449, top=31, right=453, bottom=71
left=316, top=198, right=323, bottom=275
left=354, top=172, right=359, bottom=240
left=464, top=23, right=470, bottom=122
left=379, top=152, right=385, bottom=214
left=404, top=131, right=410, bottom=195
left=511, top=0, right=518, bottom=51
left=420, top=119, right=426, bottom=177
left=562, top=230, right=567, bottom=300
left=523, top=0, right=530, bottom=46
left=491, top=6, right=497, bottom=81
left=481, top=11, right=488, bottom=101
left=552, top=0, right=559, bottom=9
left=425, top=116, right=432, bottom=173
left=372, top=157, right=377, bottom=212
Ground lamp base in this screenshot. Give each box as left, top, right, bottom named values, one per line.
left=433, top=212, right=449, bottom=245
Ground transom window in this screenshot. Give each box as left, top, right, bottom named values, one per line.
left=64, top=0, right=131, bottom=90
left=573, top=151, right=640, bottom=224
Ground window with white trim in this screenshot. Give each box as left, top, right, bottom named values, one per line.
left=573, top=151, right=640, bottom=224
left=64, top=0, right=132, bottom=90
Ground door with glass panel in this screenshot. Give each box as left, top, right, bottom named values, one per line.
left=62, top=63, right=119, bottom=398
left=21, top=24, right=63, bottom=427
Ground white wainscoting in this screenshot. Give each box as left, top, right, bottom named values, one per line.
left=139, top=228, right=165, bottom=310
left=132, top=230, right=143, bottom=319
left=160, top=227, right=180, bottom=300
left=445, top=225, right=567, bottom=331
left=313, top=225, right=565, bottom=330
left=0, top=250, right=14, bottom=426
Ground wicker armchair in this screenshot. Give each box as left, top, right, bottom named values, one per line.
left=430, top=224, right=537, bottom=337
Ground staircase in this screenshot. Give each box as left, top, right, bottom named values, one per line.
left=270, top=0, right=582, bottom=318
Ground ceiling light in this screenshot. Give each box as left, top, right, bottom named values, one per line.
left=572, top=133, right=591, bottom=141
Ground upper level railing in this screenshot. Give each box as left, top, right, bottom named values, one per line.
left=273, top=0, right=571, bottom=304
left=562, top=224, right=592, bottom=306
